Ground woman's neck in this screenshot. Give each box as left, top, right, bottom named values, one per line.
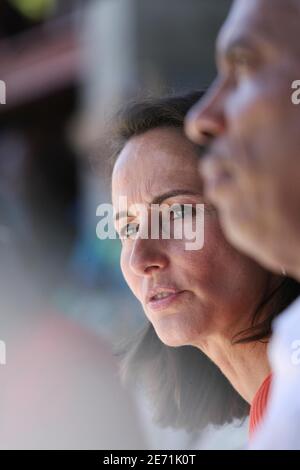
left=193, top=335, right=271, bottom=404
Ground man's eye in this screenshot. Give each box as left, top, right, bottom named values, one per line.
left=233, top=54, right=253, bottom=77
left=235, top=55, right=250, bottom=67
left=120, top=223, right=139, bottom=239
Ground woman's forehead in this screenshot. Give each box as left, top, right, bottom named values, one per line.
left=112, top=134, right=203, bottom=208
left=113, top=127, right=200, bottom=190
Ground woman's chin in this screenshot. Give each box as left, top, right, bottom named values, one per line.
left=158, top=334, right=187, bottom=347
left=154, top=322, right=202, bottom=348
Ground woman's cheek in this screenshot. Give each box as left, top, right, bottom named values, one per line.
left=120, top=247, right=132, bottom=289
left=120, top=247, right=141, bottom=301
left=170, top=215, right=219, bottom=259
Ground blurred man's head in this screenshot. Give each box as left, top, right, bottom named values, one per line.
left=185, top=0, right=300, bottom=278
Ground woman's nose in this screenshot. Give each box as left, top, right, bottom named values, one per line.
left=185, top=82, right=226, bottom=147
left=129, top=237, right=169, bottom=277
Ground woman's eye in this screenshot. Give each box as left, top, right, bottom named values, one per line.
left=120, top=223, right=139, bottom=239
left=173, top=205, right=195, bottom=219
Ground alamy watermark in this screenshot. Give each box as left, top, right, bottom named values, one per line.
left=96, top=198, right=205, bottom=251
left=291, top=339, right=300, bottom=366
left=291, top=80, right=300, bottom=105
left=0, top=80, right=6, bottom=105
left=0, top=340, right=6, bottom=365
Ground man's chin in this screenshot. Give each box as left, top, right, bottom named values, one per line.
left=221, top=214, right=284, bottom=273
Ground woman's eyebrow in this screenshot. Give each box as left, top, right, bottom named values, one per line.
left=151, top=189, right=202, bottom=205
left=115, top=190, right=202, bottom=221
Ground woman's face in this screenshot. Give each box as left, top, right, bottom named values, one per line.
left=112, top=127, right=274, bottom=347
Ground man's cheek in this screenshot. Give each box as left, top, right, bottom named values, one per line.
left=204, top=183, right=237, bottom=221
left=230, top=97, right=279, bottom=174
left=230, top=74, right=279, bottom=132
left=227, top=79, right=264, bottom=124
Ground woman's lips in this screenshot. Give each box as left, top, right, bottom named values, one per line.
left=147, top=290, right=187, bottom=311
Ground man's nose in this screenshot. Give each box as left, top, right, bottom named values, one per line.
left=129, top=237, right=169, bottom=277
left=185, top=82, right=226, bottom=147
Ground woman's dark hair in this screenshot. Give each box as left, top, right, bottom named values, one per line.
left=112, top=90, right=300, bottom=434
